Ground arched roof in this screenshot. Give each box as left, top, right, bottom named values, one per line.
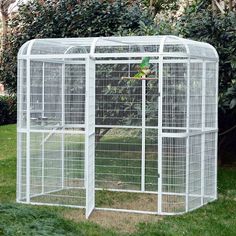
left=18, top=35, right=218, bottom=60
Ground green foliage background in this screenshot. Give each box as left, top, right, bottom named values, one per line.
left=1, top=0, right=236, bottom=162
left=0, top=0, right=156, bottom=93
left=0, top=96, right=16, bottom=125
left=176, top=8, right=236, bottom=162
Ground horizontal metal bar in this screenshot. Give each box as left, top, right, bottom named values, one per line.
left=18, top=52, right=218, bottom=61
left=95, top=188, right=158, bottom=194
left=27, top=188, right=64, bottom=199
left=29, top=58, right=86, bottom=65
left=162, top=128, right=218, bottom=138
left=95, top=59, right=205, bottom=64
left=17, top=200, right=85, bottom=209
left=18, top=128, right=85, bottom=134
left=95, top=125, right=142, bottom=129
left=19, top=54, right=88, bottom=59
left=95, top=207, right=157, bottom=215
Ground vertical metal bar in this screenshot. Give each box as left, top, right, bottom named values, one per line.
left=26, top=58, right=31, bottom=203
left=185, top=58, right=190, bottom=212
left=61, top=62, right=65, bottom=189
left=41, top=62, right=45, bottom=194
left=25, top=40, right=35, bottom=203
left=17, top=132, right=21, bottom=200
left=141, top=79, right=146, bottom=192
left=158, top=55, right=163, bottom=214
left=158, top=37, right=166, bottom=214
left=85, top=57, right=92, bottom=218
left=85, top=39, right=98, bottom=218
left=17, top=60, right=22, bottom=201
left=85, top=59, right=89, bottom=217
left=85, top=56, right=96, bottom=218
left=201, top=61, right=206, bottom=205
left=214, top=61, right=219, bottom=199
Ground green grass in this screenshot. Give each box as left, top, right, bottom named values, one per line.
left=0, top=125, right=16, bottom=202
left=0, top=125, right=16, bottom=161
left=0, top=124, right=236, bottom=235
left=0, top=204, right=117, bottom=236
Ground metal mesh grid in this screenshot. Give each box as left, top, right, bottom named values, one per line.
left=17, top=36, right=218, bottom=216
left=162, top=63, right=187, bottom=129
left=188, top=135, right=202, bottom=211
left=29, top=61, right=62, bottom=129
left=17, top=60, right=27, bottom=128
left=29, top=131, right=85, bottom=206
left=17, top=132, right=27, bottom=201
left=17, top=60, right=86, bottom=208
left=205, top=63, right=217, bottom=128
left=95, top=45, right=159, bottom=54
left=96, top=64, right=143, bottom=126
left=162, top=137, right=186, bottom=213
left=145, top=129, right=158, bottom=191
left=189, top=63, right=202, bottom=129
left=65, top=64, right=85, bottom=125
left=95, top=128, right=142, bottom=190
left=204, top=132, right=217, bottom=203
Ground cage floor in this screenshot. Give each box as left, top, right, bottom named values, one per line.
left=96, top=191, right=157, bottom=212
left=29, top=188, right=186, bottom=213
left=30, top=188, right=86, bottom=206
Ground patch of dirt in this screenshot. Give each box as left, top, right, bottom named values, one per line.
left=63, top=209, right=162, bottom=233
left=96, top=191, right=157, bottom=211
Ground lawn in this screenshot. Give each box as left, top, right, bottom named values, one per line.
left=0, top=124, right=236, bottom=235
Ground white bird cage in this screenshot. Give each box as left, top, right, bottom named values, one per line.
left=17, top=36, right=218, bottom=218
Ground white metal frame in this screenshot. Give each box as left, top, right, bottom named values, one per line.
left=17, top=36, right=219, bottom=218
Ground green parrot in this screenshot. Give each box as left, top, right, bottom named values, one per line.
left=133, top=57, right=152, bottom=79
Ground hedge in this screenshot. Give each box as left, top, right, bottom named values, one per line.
left=0, top=96, right=17, bottom=125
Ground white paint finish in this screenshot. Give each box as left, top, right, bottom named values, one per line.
left=17, top=35, right=219, bottom=218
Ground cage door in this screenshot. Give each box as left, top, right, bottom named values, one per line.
left=85, top=58, right=96, bottom=218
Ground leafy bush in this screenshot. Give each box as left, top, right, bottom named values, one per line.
left=177, top=9, right=236, bottom=161
left=1, top=0, right=155, bottom=93
left=0, top=96, right=17, bottom=125
left=178, top=11, right=236, bottom=95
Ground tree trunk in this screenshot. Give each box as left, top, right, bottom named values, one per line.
left=95, top=128, right=110, bottom=144
left=149, top=0, right=154, bottom=16
left=212, top=0, right=217, bottom=14
left=229, top=0, right=233, bottom=11
left=150, top=0, right=154, bottom=7
left=1, top=11, right=8, bottom=50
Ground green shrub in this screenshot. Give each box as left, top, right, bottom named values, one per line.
left=0, top=96, right=17, bottom=125
left=177, top=11, right=236, bottom=96
left=1, top=0, right=156, bottom=94
left=177, top=8, right=236, bottom=162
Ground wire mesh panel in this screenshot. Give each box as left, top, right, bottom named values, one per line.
left=17, top=59, right=87, bottom=209
left=188, top=134, right=202, bottom=211
left=95, top=128, right=142, bottom=190
left=145, top=129, right=158, bottom=192
left=17, top=132, right=27, bottom=201
left=204, top=132, right=217, bottom=203
left=95, top=59, right=159, bottom=212
left=17, top=59, right=27, bottom=201
left=189, top=63, right=203, bottom=130
left=29, top=131, right=86, bottom=206
left=162, top=62, right=187, bottom=131
left=162, top=137, right=186, bottom=213
left=96, top=63, right=142, bottom=126
left=205, top=63, right=217, bottom=128
left=65, top=64, right=85, bottom=125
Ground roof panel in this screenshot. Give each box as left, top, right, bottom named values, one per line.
left=17, top=36, right=218, bottom=60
